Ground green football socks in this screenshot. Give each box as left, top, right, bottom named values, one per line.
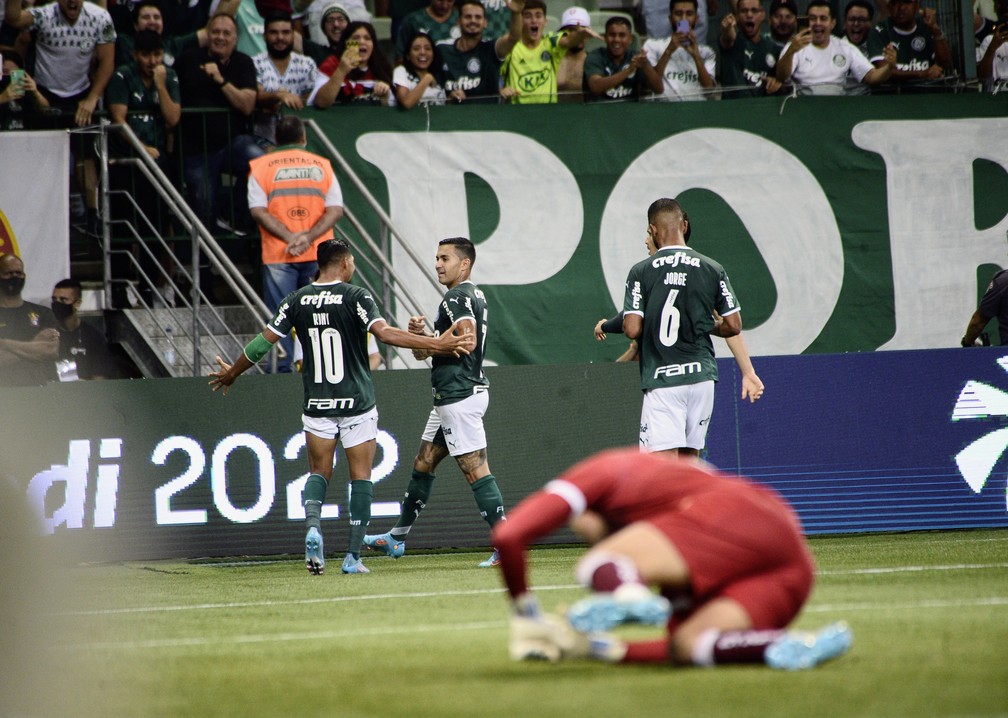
left=347, top=479, right=373, bottom=558
left=471, top=475, right=505, bottom=527
left=391, top=470, right=435, bottom=538
left=303, top=473, right=328, bottom=531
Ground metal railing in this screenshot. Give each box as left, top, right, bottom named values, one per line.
left=304, top=118, right=442, bottom=369
left=91, top=120, right=280, bottom=376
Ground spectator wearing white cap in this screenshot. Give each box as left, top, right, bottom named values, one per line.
left=557, top=6, right=592, bottom=102
left=642, top=0, right=716, bottom=100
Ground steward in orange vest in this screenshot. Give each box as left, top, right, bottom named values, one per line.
left=248, top=118, right=343, bottom=266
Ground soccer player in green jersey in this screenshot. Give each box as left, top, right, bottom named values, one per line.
left=624, top=198, right=760, bottom=456
left=209, top=239, right=474, bottom=575
left=364, top=237, right=505, bottom=567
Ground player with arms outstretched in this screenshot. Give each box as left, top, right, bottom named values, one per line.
left=493, top=448, right=852, bottom=670
left=364, top=237, right=505, bottom=567
left=209, top=239, right=474, bottom=575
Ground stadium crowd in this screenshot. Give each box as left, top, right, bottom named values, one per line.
left=0, top=0, right=998, bottom=382
left=0, top=0, right=995, bottom=125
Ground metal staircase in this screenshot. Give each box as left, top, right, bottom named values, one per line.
left=91, top=118, right=437, bottom=377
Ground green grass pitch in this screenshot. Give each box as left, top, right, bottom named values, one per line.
left=8, top=530, right=1008, bottom=717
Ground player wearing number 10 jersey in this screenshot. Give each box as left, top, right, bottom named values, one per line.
left=623, top=198, right=743, bottom=456
left=209, top=240, right=474, bottom=575
left=364, top=237, right=505, bottom=567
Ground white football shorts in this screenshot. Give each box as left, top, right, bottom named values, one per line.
left=303, top=406, right=379, bottom=448
left=639, top=381, right=715, bottom=452
left=421, top=388, right=489, bottom=456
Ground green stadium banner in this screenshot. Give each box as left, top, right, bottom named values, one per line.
left=301, top=94, right=1008, bottom=364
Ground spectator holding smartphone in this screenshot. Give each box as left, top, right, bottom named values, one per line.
left=642, top=0, right=716, bottom=101
left=310, top=20, right=394, bottom=105
left=0, top=52, right=49, bottom=130
left=978, top=0, right=1008, bottom=84
left=777, top=0, right=896, bottom=95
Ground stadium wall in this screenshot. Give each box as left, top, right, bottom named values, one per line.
left=301, top=94, right=1008, bottom=364
left=4, top=348, right=1007, bottom=561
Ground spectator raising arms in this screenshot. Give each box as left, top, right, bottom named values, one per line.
left=3, top=0, right=116, bottom=127
left=718, top=0, right=782, bottom=98
left=500, top=0, right=598, bottom=104
left=776, top=0, right=895, bottom=95
left=440, top=0, right=522, bottom=104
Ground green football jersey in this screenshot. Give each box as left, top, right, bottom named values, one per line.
left=720, top=32, right=780, bottom=98
left=867, top=20, right=937, bottom=73
left=269, top=281, right=382, bottom=417
left=431, top=281, right=489, bottom=406
left=623, top=245, right=739, bottom=390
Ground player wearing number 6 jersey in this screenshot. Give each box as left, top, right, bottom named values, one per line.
left=209, top=239, right=474, bottom=575
left=624, top=198, right=746, bottom=456
left=364, top=237, right=505, bottom=567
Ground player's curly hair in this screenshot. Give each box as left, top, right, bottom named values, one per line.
left=317, top=238, right=351, bottom=267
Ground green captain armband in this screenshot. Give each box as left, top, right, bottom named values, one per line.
left=244, top=333, right=272, bottom=364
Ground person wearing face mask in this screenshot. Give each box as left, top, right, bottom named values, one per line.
left=0, top=254, right=59, bottom=387
left=51, top=278, right=117, bottom=380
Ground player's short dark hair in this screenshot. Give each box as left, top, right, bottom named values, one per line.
left=844, top=0, right=873, bottom=19
left=317, top=239, right=351, bottom=267
left=134, top=29, right=165, bottom=53
left=132, top=0, right=162, bottom=22
left=275, top=115, right=305, bottom=145
left=669, top=0, right=698, bottom=12
left=523, top=0, right=546, bottom=13
left=807, top=0, right=833, bottom=17
left=458, top=0, right=486, bottom=14
left=263, top=10, right=293, bottom=29
left=54, top=278, right=82, bottom=300
left=647, top=197, right=684, bottom=224
left=439, top=237, right=475, bottom=266
left=605, top=15, right=633, bottom=32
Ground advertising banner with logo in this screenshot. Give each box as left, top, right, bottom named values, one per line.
left=0, top=131, right=69, bottom=303
left=301, top=94, right=1008, bottom=364
left=3, top=348, right=1005, bottom=561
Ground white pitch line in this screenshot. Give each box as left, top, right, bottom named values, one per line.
left=74, top=621, right=507, bottom=651
left=66, top=563, right=1008, bottom=617
left=818, top=562, right=1008, bottom=576
left=73, top=597, right=1008, bottom=651
left=66, top=584, right=575, bottom=616
left=806, top=596, right=1008, bottom=612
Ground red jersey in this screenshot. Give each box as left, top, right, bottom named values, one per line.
left=494, top=448, right=810, bottom=619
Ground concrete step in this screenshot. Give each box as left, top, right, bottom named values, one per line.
left=120, top=305, right=271, bottom=378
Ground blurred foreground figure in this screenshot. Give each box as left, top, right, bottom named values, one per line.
left=493, top=448, right=852, bottom=670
